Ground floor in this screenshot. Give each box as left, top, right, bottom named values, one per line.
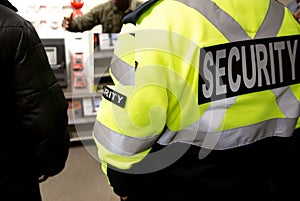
left=40, top=141, right=119, bottom=201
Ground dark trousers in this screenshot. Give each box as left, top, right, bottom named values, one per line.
left=119, top=134, right=300, bottom=201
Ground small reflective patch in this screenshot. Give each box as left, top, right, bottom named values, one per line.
left=102, top=86, right=127, bottom=108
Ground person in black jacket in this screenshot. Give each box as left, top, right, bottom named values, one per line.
left=0, top=1, right=70, bottom=201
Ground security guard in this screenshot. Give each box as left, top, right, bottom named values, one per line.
left=93, top=0, right=300, bottom=200
left=62, top=0, right=144, bottom=33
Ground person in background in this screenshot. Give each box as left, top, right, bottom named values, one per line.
left=93, top=0, right=300, bottom=201
left=0, top=1, right=70, bottom=200
left=287, top=0, right=299, bottom=13
left=287, top=0, right=300, bottom=22
left=61, top=0, right=144, bottom=33
left=294, top=9, right=300, bottom=22
left=278, top=0, right=300, bottom=23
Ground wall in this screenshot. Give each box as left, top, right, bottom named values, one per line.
left=9, top=0, right=147, bottom=94
left=8, top=0, right=113, bottom=94
left=9, top=0, right=109, bottom=38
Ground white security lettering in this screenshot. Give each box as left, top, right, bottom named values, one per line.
left=287, top=40, right=298, bottom=80
left=228, top=46, right=241, bottom=92
left=202, top=51, right=214, bottom=98
left=255, top=44, right=270, bottom=87
left=200, top=38, right=299, bottom=102
left=273, top=41, right=285, bottom=83
left=215, top=49, right=227, bottom=95
left=104, top=88, right=118, bottom=102
left=103, top=86, right=127, bottom=108
left=269, top=43, right=276, bottom=84
left=111, top=92, right=117, bottom=101
left=104, top=87, right=110, bottom=97
left=117, top=95, right=124, bottom=104
left=242, top=45, right=256, bottom=88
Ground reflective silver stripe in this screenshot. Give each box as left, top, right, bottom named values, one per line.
left=113, top=29, right=200, bottom=81
left=196, top=97, right=237, bottom=149
left=93, top=121, right=160, bottom=156
left=98, top=1, right=293, bottom=155
left=255, top=0, right=284, bottom=39
left=176, top=0, right=250, bottom=42
left=272, top=87, right=300, bottom=118
left=158, top=118, right=296, bottom=150
left=174, top=0, right=247, bottom=144
left=176, top=0, right=285, bottom=40
left=197, top=97, right=236, bottom=132
left=174, top=0, right=247, bottom=145
left=111, top=54, right=135, bottom=85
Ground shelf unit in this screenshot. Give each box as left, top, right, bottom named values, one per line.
left=64, top=91, right=102, bottom=142
left=65, top=34, right=116, bottom=143
left=93, top=47, right=114, bottom=91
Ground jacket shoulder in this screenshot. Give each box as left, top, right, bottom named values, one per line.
left=0, top=5, right=40, bottom=49
left=91, top=1, right=111, bottom=11
left=136, top=0, right=146, bottom=7
left=122, top=0, right=158, bottom=25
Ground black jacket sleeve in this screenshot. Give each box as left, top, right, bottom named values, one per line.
left=13, top=19, right=70, bottom=177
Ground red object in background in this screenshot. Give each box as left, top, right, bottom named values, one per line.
left=71, top=0, right=84, bottom=18
left=71, top=0, right=84, bottom=9
left=73, top=71, right=86, bottom=88
left=72, top=52, right=84, bottom=70
left=94, top=34, right=100, bottom=50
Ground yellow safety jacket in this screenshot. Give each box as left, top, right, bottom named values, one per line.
left=296, top=118, right=300, bottom=129
left=93, top=0, right=300, bottom=174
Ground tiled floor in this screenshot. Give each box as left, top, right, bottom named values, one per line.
left=40, top=141, right=119, bottom=201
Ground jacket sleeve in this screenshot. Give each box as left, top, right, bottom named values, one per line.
left=93, top=22, right=169, bottom=196
left=14, top=20, right=70, bottom=177
left=68, top=4, right=104, bottom=32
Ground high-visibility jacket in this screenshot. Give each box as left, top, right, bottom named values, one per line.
left=296, top=118, right=300, bottom=129
left=93, top=0, right=300, bottom=174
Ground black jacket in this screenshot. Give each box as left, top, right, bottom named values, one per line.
left=0, top=1, right=70, bottom=200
